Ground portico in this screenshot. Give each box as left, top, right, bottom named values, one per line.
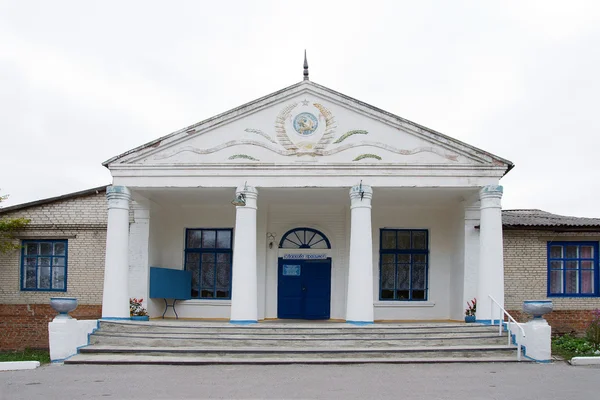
left=100, top=73, right=512, bottom=324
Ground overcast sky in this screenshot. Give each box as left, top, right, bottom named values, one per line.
left=1, top=1, right=599, bottom=216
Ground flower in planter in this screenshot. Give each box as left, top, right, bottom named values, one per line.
left=465, top=298, right=477, bottom=317
left=129, top=298, right=148, bottom=317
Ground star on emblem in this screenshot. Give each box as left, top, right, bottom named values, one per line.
left=301, top=99, right=310, bottom=106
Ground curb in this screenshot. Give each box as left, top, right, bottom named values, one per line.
left=0, top=361, right=41, bottom=371
left=570, top=357, right=600, bottom=366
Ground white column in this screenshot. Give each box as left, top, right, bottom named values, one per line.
left=102, top=186, right=131, bottom=319
left=230, top=185, right=258, bottom=323
left=346, top=184, right=374, bottom=324
left=477, top=185, right=504, bottom=323
left=128, top=201, right=150, bottom=311
left=461, top=202, right=480, bottom=319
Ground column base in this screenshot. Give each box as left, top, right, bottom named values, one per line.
left=346, top=321, right=374, bottom=326
left=230, top=320, right=258, bottom=325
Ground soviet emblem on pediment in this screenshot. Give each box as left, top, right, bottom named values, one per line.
left=153, top=99, right=460, bottom=163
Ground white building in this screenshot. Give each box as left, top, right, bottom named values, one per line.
left=101, top=64, right=513, bottom=324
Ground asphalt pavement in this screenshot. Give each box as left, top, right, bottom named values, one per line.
left=1, top=361, right=598, bottom=399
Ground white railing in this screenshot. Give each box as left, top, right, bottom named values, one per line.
left=488, top=295, right=525, bottom=361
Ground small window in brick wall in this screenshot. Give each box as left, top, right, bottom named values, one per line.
left=548, top=242, right=599, bottom=297
left=21, top=240, right=68, bottom=291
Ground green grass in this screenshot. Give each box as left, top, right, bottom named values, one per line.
left=552, top=334, right=599, bottom=361
left=0, top=349, right=51, bottom=364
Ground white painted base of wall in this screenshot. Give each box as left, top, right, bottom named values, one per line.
left=570, top=357, right=600, bottom=366
left=510, top=319, right=551, bottom=362
left=48, top=318, right=98, bottom=362
left=0, top=361, right=40, bottom=371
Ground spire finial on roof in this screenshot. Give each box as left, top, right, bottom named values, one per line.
left=303, top=50, right=309, bottom=81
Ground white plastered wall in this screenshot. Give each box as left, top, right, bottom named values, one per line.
left=137, top=192, right=469, bottom=321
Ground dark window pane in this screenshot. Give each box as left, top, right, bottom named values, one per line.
left=202, top=231, right=216, bottom=248
left=582, top=261, right=593, bottom=270
left=53, top=257, right=65, bottom=267
left=25, top=243, right=38, bottom=255
left=216, top=230, right=232, bottom=249
left=52, top=267, right=65, bottom=290
left=581, top=246, right=594, bottom=258
left=381, top=231, right=396, bottom=249
left=381, top=289, right=394, bottom=299
left=25, top=257, right=36, bottom=267
left=381, top=263, right=395, bottom=290
left=565, top=270, right=578, bottom=293
left=39, top=257, right=51, bottom=267
left=550, top=270, right=563, bottom=294
left=24, top=266, right=36, bottom=288
left=311, top=240, right=329, bottom=249
left=281, top=238, right=300, bottom=249
left=382, top=254, right=395, bottom=264
left=187, top=230, right=202, bottom=248
left=397, top=254, right=410, bottom=263
left=216, top=262, right=231, bottom=290
left=54, top=242, right=66, bottom=256
left=413, top=254, right=427, bottom=263
left=550, top=246, right=563, bottom=258
left=396, top=290, right=409, bottom=300
left=397, top=231, right=410, bottom=250
left=201, top=289, right=214, bottom=298
left=412, top=231, right=427, bottom=250
left=566, top=261, right=578, bottom=270
left=40, top=243, right=53, bottom=255
left=397, top=264, right=410, bottom=290
left=550, top=260, right=563, bottom=270
left=412, top=290, right=426, bottom=300
left=566, top=246, right=578, bottom=259
left=38, top=267, right=51, bottom=289
left=582, top=270, right=594, bottom=294
left=412, top=264, right=426, bottom=290
left=201, top=264, right=215, bottom=289
left=216, top=290, right=230, bottom=299
left=202, top=253, right=215, bottom=263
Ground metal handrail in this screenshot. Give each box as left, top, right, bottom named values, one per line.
left=488, top=295, right=525, bottom=361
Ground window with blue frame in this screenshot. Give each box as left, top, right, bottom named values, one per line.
left=184, top=229, right=233, bottom=299
left=379, top=229, right=429, bottom=301
left=548, top=242, right=599, bottom=297
left=21, top=240, right=68, bottom=291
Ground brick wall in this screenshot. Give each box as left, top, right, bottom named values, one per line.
left=0, top=190, right=107, bottom=350
left=0, top=304, right=102, bottom=350
left=504, top=229, right=600, bottom=334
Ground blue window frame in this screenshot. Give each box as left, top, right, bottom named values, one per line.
left=21, top=240, right=68, bottom=292
left=548, top=241, right=599, bottom=297
left=184, top=228, right=233, bottom=299
left=379, top=229, right=429, bottom=301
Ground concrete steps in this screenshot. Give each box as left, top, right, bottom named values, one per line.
left=64, top=320, right=521, bottom=365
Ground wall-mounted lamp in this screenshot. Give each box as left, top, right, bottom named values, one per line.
left=267, top=232, right=277, bottom=249
left=231, top=193, right=246, bottom=206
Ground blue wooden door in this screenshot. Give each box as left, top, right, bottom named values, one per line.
left=278, top=259, right=331, bottom=320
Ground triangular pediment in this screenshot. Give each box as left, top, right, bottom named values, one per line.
left=104, top=81, right=512, bottom=170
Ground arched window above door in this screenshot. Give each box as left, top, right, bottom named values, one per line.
left=279, top=227, right=331, bottom=249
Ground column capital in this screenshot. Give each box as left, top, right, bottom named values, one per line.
left=480, top=185, right=503, bottom=199
left=234, top=184, right=258, bottom=209
left=106, top=186, right=131, bottom=210
left=349, top=184, right=373, bottom=208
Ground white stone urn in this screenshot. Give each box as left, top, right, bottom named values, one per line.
left=523, top=300, right=553, bottom=319
left=50, top=297, right=78, bottom=319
